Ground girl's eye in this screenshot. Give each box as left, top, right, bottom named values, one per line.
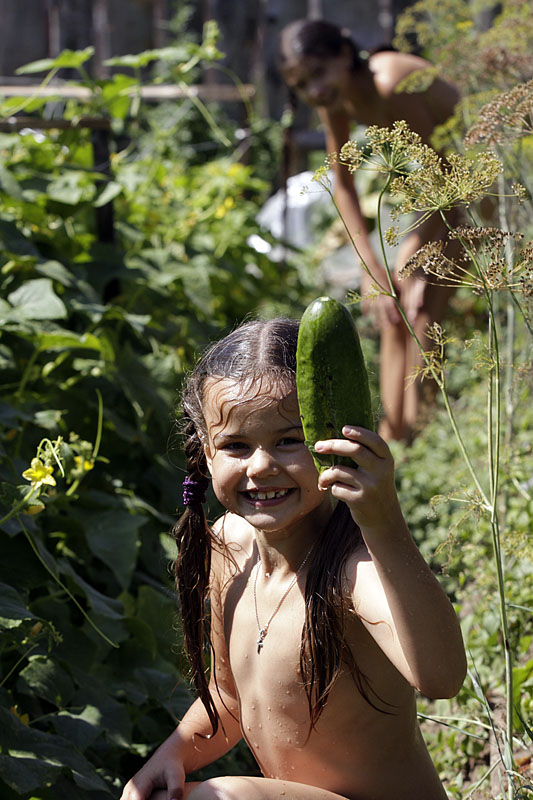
left=220, top=441, right=248, bottom=452
left=278, top=436, right=303, bottom=447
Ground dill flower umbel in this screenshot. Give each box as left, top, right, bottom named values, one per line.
left=335, top=121, right=503, bottom=226
left=390, top=151, right=503, bottom=219
left=399, top=226, right=533, bottom=297
left=465, top=79, right=533, bottom=147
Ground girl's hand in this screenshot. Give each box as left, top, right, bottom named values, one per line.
left=315, top=426, right=402, bottom=533
left=120, top=738, right=186, bottom=800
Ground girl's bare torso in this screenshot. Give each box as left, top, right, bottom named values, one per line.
left=216, top=517, right=448, bottom=800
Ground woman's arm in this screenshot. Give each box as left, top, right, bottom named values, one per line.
left=316, top=426, right=467, bottom=699
left=319, top=107, right=384, bottom=280
left=318, top=107, right=400, bottom=323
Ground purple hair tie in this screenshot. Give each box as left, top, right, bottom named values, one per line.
left=182, top=475, right=206, bottom=506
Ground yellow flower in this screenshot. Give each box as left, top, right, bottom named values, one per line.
left=22, top=458, right=56, bottom=488
left=214, top=196, right=235, bottom=219
left=74, top=456, right=94, bottom=472
left=10, top=705, right=30, bottom=726
left=228, top=163, right=244, bottom=177
left=25, top=501, right=46, bottom=515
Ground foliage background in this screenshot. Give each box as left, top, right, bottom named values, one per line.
left=0, top=2, right=532, bottom=798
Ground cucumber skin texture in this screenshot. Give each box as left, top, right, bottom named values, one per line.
left=296, top=296, right=373, bottom=474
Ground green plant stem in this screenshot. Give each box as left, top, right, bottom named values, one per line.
left=19, top=517, right=118, bottom=649
left=0, top=486, right=39, bottom=526
left=15, top=347, right=42, bottom=400
left=0, top=643, right=39, bottom=688
left=454, top=225, right=515, bottom=796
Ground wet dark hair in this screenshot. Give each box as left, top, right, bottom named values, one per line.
left=279, top=18, right=364, bottom=72
left=172, top=318, right=380, bottom=737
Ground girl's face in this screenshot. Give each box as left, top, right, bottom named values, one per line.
left=282, top=48, right=352, bottom=109
left=202, top=378, right=332, bottom=536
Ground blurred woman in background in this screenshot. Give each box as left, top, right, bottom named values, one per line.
left=280, top=19, right=459, bottom=442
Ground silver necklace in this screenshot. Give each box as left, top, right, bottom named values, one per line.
left=253, top=543, right=314, bottom=654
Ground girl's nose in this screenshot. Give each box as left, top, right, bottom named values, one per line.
left=247, top=448, right=279, bottom=477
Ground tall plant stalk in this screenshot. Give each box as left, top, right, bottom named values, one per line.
left=318, top=164, right=522, bottom=796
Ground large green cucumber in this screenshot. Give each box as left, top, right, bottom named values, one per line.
left=296, top=296, right=373, bottom=473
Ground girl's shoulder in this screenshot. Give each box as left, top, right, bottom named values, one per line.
left=210, top=512, right=255, bottom=577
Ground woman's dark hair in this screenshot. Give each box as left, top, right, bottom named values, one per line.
left=172, top=318, right=379, bottom=736
left=279, top=18, right=364, bottom=72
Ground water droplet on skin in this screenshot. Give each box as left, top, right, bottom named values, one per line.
left=267, top=706, right=271, bottom=711
left=258, top=723, right=262, bottom=729
left=246, top=725, right=251, bottom=731
left=251, top=704, right=256, bottom=710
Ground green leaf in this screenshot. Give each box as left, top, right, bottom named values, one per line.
left=0, top=582, right=35, bottom=628
left=6, top=278, right=67, bottom=322
left=47, top=171, right=94, bottom=205
left=15, top=47, right=95, bottom=74
left=0, top=753, right=58, bottom=794
left=32, top=330, right=105, bottom=353
left=49, top=705, right=103, bottom=752
left=0, top=219, right=40, bottom=257
left=104, top=46, right=188, bottom=69
left=0, top=706, right=111, bottom=794
left=60, top=563, right=124, bottom=620
left=98, top=73, right=137, bottom=119
left=0, top=164, right=23, bottom=200
left=84, top=509, right=145, bottom=589
left=93, top=180, right=123, bottom=207
left=18, top=655, right=75, bottom=707
left=35, top=260, right=76, bottom=287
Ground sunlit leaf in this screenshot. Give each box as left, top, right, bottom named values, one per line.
left=15, top=47, right=94, bottom=74
left=0, top=582, right=35, bottom=628
left=6, top=279, right=67, bottom=322
left=93, top=180, right=123, bottom=207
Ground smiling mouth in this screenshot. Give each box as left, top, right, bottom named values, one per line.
left=243, top=488, right=292, bottom=501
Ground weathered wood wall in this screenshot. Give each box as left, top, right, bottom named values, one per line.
left=1, top=0, right=412, bottom=117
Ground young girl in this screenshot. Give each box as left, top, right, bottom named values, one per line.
left=279, top=20, right=461, bottom=442
left=121, top=317, right=466, bottom=800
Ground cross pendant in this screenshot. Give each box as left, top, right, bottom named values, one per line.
left=257, top=629, right=267, bottom=653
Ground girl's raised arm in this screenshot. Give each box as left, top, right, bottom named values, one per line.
left=316, top=426, right=467, bottom=699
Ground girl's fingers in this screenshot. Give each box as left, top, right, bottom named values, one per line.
left=315, top=428, right=390, bottom=468
left=319, top=465, right=362, bottom=490
left=342, top=425, right=391, bottom=456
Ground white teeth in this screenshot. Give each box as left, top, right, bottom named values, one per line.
left=249, top=489, right=289, bottom=500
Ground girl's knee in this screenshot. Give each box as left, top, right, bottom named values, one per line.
left=186, top=776, right=240, bottom=800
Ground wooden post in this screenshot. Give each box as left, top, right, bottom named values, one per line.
left=45, top=0, right=61, bottom=57
left=307, top=0, right=323, bottom=20
left=152, top=0, right=168, bottom=49
left=378, top=0, right=394, bottom=43
left=92, top=0, right=111, bottom=79
left=91, top=127, right=114, bottom=245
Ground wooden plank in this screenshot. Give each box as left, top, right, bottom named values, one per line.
left=0, top=116, right=111, bottom=131
left=0, top=83, right=255, bottom=102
